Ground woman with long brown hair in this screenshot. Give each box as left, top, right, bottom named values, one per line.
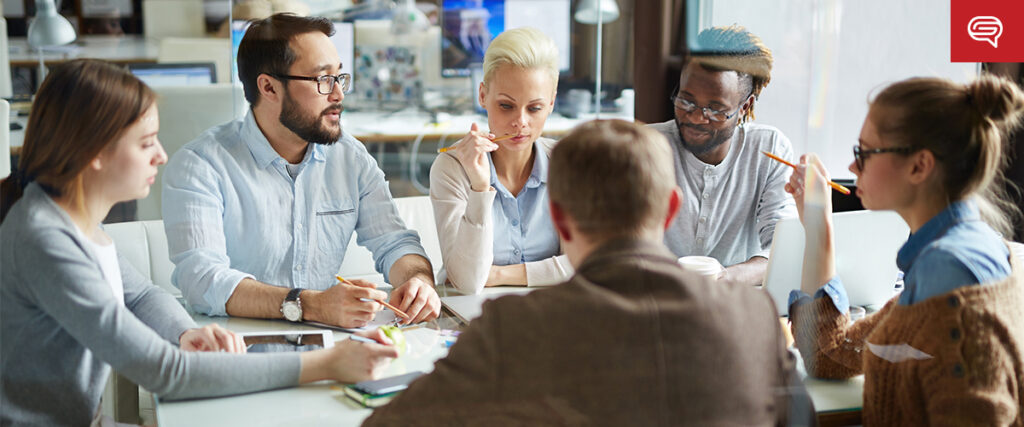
left=0, top=59, right=398, bottom=426
left=786, top=75, right=1024, bottom=424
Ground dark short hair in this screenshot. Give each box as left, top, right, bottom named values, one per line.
left=237, top=13, right=334, bottom=105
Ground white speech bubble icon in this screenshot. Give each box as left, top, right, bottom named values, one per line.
left=968, top=16, right=1003, bottom=48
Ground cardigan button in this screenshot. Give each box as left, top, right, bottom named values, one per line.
left=948, top=296, right=960, bottom=308
left=952, top=363, right=965, bottom=377
left=950, top=328, right=961, bottom=340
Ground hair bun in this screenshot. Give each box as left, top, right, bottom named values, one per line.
left=965, top=75, right=1024, bottom=130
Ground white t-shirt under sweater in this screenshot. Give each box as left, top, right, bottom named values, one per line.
left=76, top=225, right=125, bottom=305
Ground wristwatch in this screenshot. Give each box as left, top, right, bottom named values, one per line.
left=281, top=288, right=304, bottom=322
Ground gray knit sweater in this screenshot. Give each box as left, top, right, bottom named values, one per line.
left=1, top=183, right=301, bottom=426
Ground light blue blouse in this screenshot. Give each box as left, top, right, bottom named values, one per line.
left=486, top=141, right=561, bottom=267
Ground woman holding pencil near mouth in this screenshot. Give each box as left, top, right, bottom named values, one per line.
left=430, top=28, right=572, bottom=294
left=786, top=75, right=1024, bottom=424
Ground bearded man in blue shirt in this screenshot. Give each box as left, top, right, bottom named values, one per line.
left=162, top=14, right=440, bottom=328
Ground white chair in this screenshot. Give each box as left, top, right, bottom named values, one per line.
left=104, top=220, right=179, bottom=298
left=135, top=83, right=247, bottom=220
left=157, top=37, right=233, bottom=84
left=338, top=196, right=443, bottom=284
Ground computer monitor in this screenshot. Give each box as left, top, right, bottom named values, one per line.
left=441, top=0, right=570, bottom=78
left=230, top=20, right=355, bottom=83
left=129, top=63, right=216, bottom=86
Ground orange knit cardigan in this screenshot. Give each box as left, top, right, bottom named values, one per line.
left=790, top=248, right=1024, bottom=426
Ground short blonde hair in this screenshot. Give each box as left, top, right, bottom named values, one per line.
left=549, top=120, right=676, bottom=239
left=482, top=27, right=559, bottom=91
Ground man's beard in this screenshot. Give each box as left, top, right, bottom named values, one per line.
left=674, top=117, right=735, bottom=156
left=279, top=91, right=344, bottom=145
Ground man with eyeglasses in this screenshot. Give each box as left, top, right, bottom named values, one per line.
left=648, top=25, right=797, bottom=287
left=162, top=13, right=440, bottom=328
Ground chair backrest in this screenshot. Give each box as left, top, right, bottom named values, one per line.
left=157, top=37, right=233, bottom=84
left=338, top=196, right=443, bottom=284
left=135, top=83, right=247, bottom=220
left=104, top=220, right=179, bottom=297
left=0, top=99, right=9, bottom=179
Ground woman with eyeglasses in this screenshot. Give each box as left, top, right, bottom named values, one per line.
left=430, top=27, right=572, bottom=294
left=0, top=59, right=398, bottom=426
left=785, top=75, right=1024, bottom=424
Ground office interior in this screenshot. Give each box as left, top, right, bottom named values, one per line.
left=2, top=0, right=1023, bottom=425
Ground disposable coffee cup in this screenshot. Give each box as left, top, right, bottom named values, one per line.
left=677, top=256, right=725, bottom=279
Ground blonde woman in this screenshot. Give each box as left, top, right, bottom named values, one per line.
left=430, top=28, right=571, bottom=294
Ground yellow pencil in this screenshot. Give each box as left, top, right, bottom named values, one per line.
left=438, top=133, right=518, bottom=153
left=335, top=276, right=410, bottom=319
left=761, top=151, right=851, bottom=195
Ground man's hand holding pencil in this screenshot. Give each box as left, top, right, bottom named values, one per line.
left=301, top=278, right=389, bottom=328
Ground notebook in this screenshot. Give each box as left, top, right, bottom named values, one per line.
left=763, top=210, right=910, bottom=316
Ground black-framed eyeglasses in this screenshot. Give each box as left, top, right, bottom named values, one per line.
left=272, top=73, right=352, bottom=95
left=669, top=93, right=746, bottom=122
left=852, top=145, right=915, bottom=170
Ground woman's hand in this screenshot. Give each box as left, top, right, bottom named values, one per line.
left=179, top=324, right=247, bottom=353
left=784, top=154, right=837, bottom=293
left=300, top=329, right=400, bottom=384
left=452, top=123, right=499, bottom=192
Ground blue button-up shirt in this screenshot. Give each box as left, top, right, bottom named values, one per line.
left=789, top=200, right=1010, bottom=314
left=162, top=112, right=426, bottom=315
left=487, top=144, right=560, bottom=266
left=896, top=199, right=1010, bottom=305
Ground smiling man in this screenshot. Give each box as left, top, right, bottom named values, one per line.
left=648, top=25, right=796, bottom=287
left=162, top=14, right=440, bottom=328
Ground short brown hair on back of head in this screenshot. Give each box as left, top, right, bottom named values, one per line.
left=549, top=120, right=676, bottom=240
left=237, top=13, right=334, bottom=105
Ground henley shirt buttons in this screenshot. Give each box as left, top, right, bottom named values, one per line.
left=699, top=217, right=706, bottom=224
left=702, top=193, right=709, bottom=199
left=295, top=264, right=303, bottom=271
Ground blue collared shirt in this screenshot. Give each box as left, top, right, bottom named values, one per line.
left=162, top=112, right=427, bottom=315
left=789, top=200, right=1010, bottom=314
left=487, top=142, right=560, bottom=267
left=896, top=199, right=1009, bottom=305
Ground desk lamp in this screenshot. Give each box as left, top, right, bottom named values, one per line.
left=574, top=0, right=619, bottom=118
left=27, top=0, right=77, bottom=88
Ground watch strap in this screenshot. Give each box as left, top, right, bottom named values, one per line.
left=285, top=287, right=304, bottom=303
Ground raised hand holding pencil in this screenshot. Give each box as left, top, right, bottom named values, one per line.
left=336, top=276, right=410, bottom=320
left=438, top=123, right=519, bottom=193
left=762, top=151, right=850, bottom=195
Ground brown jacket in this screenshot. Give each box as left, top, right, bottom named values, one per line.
left=365, top=239, right=812, bottom=426
left=791, top=247, right=1024, bottom=426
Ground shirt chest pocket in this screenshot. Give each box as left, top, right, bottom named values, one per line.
left=315, top=199, right=357, bottom=257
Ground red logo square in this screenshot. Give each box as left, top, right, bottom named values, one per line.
left=951, top=0, right=1024, bottom=62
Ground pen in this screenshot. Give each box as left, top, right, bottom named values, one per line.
left=335, top=276, right=411, bottom=320
left=760, top=151, right=851, bottom=195
left=437, top=133, right=518, bottom=153
left=348, top=334, right=377, bottom=344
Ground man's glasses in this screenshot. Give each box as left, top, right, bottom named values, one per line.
left=852, top=145, right=914, bottom=170
left=670, top=94, right=744, bottom=122
left=273, top=73, right=352, bottom=95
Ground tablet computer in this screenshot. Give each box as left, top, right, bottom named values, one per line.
left=239, top=330, right=334, bottom=353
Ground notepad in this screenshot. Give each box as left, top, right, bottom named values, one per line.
left=440, top=287, right=534, bottom=323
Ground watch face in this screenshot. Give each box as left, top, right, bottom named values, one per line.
left=282, top=302, right=302, bottom=322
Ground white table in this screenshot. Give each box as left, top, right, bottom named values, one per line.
left=155, top=314, right=453, bottom=427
